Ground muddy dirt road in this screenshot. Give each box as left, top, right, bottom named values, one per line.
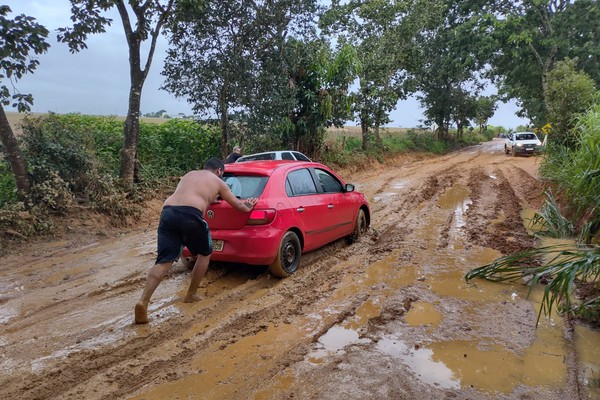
left=1, top=139, right=599, bottom=400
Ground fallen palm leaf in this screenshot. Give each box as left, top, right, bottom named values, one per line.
left=466, top=244, right=600, bottom=325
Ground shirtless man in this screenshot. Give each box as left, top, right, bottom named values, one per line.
left=134, top=157, right=258, bottom=324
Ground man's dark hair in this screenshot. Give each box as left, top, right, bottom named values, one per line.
left=204, top=157, right=224, bottom=171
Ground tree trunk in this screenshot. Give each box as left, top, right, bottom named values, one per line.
left=360, top=110, right=370, bottom=151
left=219, top=105, right=229, bottom=160
left=120, top=80, right=143, bottom=188
left=115, top=0, right=174, bottom=187
left=0, top=104, right=31, bottom=196
left=456, top=121, right=463, bottom=138
left=374, top=124, right=383, bottom=149
left=219, top=85, right=229, bottom=159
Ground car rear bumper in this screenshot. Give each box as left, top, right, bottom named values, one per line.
left=208, top=226, right=283, bottom=265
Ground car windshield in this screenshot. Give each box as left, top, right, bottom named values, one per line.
left=223, top=174, right=268, bottom=198
left=516, top=133, right=537, bottom=140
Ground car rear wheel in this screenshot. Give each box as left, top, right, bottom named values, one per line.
left=347, top=208, right=368, bottom=244
left=269, top=231, right=301, bottom=278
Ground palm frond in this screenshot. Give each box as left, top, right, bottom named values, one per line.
left=466, top=244, right=600, bottom=325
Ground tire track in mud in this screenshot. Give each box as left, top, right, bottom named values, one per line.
left=253, top=149, right=583, bottom=400
left=465, top=165, right=538, bottom=255
left=0, top=150, right=488, bottom=400
left=6, top=152, right=468, bottom=400
left=2, top=144, right=587, bottom=400
left=3, top=237, right=383, bottom=399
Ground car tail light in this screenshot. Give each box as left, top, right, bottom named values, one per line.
left=247, top=209, right=276, bottom=225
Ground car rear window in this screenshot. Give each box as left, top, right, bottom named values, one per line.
left=293, top=152, right=311, bottom=161
left=281, top=152, right=295, bottom=160
left=286, top=168, right=317, bottom=196
left=223, top=174, right=268, bottom=198
left=238, top=153, right=276, bottom=162
left=516, top=133, right=537, bottom=140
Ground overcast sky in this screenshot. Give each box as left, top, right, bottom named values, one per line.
left=6, top=0, right=528, bottom=128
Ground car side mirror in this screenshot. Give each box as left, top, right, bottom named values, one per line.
left=344, top=184, right=355, bottom=193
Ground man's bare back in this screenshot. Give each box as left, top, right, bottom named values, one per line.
left=165, top=169, right=256, bottom=214
left=164, top=170, right=223, bottom=214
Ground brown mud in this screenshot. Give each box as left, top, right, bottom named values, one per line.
left=1, top=139, right=599, bottom=400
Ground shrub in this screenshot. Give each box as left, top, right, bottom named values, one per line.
left=545, top=59, right=596, bottom=148
left=0, top=161, right=16, bottom=207
left=138, top=119, right=220, bottom=179
left=540, top=101, right=600, bottom=240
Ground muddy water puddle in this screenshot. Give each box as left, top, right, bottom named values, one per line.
left=281, top=183, right=583, bottom=396
left=372, top=180, right=408, bottom=203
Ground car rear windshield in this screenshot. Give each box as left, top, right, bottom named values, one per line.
left=223, top=174, right=268, bottom=198
left=516, top=133, right=537, bottom=140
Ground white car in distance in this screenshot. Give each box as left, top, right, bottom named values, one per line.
left=504, top=132, right=542, bottom=156
left=235, top=150, right=312, bottom=163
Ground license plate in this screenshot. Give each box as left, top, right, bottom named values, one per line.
left=526, top=148, right=533, bottom=151
left=213, top=240, right=224, bottom=252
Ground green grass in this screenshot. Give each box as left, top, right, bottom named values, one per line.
left=539, top=103, right=600, bottom=241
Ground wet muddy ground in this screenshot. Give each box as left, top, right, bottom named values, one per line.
left=1, top=139, right=599, bottom=399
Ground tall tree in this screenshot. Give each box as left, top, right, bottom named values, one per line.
left=163, top=0, right=319, bottom=158
left=321, top=0, right=427, bottom=150
left=283, top=39, right=360, bottom=156
left=450, top=88, right=478, bottom=139
left=0, top=6, right=49, bottom=197
left=412, top=0, right=489, bottom=139
left=58, top=0, right=175, bottom=188
left=473, top=95, right=497, bottom=134
left=486, top=0, right=600, bottom=125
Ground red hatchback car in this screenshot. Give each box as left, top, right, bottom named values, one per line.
left=182, top=160, right=370, bottom=277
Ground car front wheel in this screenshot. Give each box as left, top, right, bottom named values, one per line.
left=347, top=208, right=368, bottom=244
left=269, top=231, right=301, bottom=278
left=505, top=145, right=510, bottom=155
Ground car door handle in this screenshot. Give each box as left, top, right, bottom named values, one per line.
left=328, top=204, right=334, bottom=209
left=297, top=207, right=305, bottom=213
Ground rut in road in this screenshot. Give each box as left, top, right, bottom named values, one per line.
left=1, top=146, right=566, bottom=400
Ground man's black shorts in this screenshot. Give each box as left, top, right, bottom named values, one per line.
left=156, top=206, right=213, bottom=264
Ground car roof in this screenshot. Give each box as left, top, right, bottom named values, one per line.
left=236, top=150, right=310, bottom=161
left=224, top=160, right=323, bottom=176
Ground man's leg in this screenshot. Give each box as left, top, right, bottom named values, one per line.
left=135, top=261, right=173, bottom=324
left=184, top=254, right=210, bottom=303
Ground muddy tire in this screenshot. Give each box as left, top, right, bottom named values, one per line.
left=181, top=256, right=196, bottom=270
left=269, top=231, right=301, bottom=278
left=504, top=145, right=509, bottom=155
left=346, top=208, right=368, bottom=244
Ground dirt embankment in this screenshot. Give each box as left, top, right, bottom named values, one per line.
left=1, top=139, right=598, bottom=400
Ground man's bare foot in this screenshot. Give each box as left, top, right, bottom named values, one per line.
left=183, top=293, right=201, bottom=303
left=134, top=302, right=149, bottom=324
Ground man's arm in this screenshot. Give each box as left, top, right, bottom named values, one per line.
left=218, top=180, right=258, bottom=212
